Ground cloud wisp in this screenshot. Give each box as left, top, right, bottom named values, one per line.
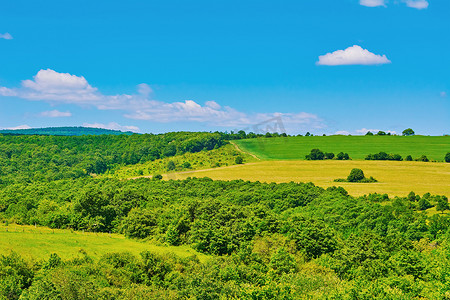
left=404, top=0, right=429, bottom=9
left=0, top=69, right=325, bottom=131
left=317, top=45, right=391, bottom=66
left=40, top=110, right=72, bottom=118
left=83, top=122, right=140, bottom=133
left=360, top=0, right=386, bottom=7
left=0, top=33, right=13, bottom=40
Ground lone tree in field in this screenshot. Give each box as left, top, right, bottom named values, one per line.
left=347, top=168, right=365, bottom=182
left=235, top=156, right=244, bottom=164
left=445, top=152, right=450, bottom=163
left=402, top=128, right=415, bottom=136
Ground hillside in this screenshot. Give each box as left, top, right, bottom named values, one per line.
left=234, top=135, right=450, bottom=161
left=0, top=126, right=135, bottom=136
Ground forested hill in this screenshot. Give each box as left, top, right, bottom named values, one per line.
left=0, top=126, right=135, bottom=136
left=0, top=132, right=227, bottom=184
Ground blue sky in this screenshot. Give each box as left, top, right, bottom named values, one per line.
left=0, top=0, right=448, bottom=135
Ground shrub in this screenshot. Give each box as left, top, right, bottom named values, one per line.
left=235, top=156, right=244, bottom=164
left=336, top=152, right=350, bottom=160
left=152, top=174, right=162, bottom=180
left=415, top=155, right=429, bottom=162
left=306, top=149, right=325, bottom=160
left=445, top=152, right=450, bottom=163
left=325, top=152, right=335, bottom=159
left=347, top=168, right=365, bottom=182
left=182, top=161, right=192, bottom=169
left=406, top=155, right=413, bottom=161
left=365, top=131, right=374, bottom=136
left=365, top=152, right=402, bottom=161
left=166, top=160, right=176, bottom=171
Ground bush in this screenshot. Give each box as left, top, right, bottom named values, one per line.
left=235, top=156, right=244, bottom=164
left=347, top=168, right=365, bottom=182
left=415, top=155, right=429, bottom=162
left=325, top=152, right=335, bottom=159
left=445, top=152, right=450, bottom=163
left=365, top=152, right=402, bottom=161
left=406, top=155, right=413, bottom=161
left=402, top=128, right=415, bottom=136
left=306, top=149, right=325, bottom=160
left=152, top=174, right=163, bottom=180
left=336, top=152, right=350, bottom=160
left=166, top=160, right=176, bottom=171
left=182, top=161, right=192, bottom=169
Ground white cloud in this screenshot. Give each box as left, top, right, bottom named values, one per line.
left=404, top=0, right=429, bottom=9
left=0, top=33, right=13, bottom=40
left=335, top=130, right=351, bottom=135
left=0, top=69, right=326, bottom=131
left=40, top=110, right=72, bottom=117
left=356, top=128, right=397, bottom=135
left=360, top=0, right=386, bottom=7
left=317, top=45, right=391, bottom=66
left=2, top=125, right=31, bottom=130
left=83, top=122, right=140, bottom=133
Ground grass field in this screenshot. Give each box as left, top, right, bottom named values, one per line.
left=0, top=223, right=208, bottom=262
left=168, top=160, right=450, bottom=197
left=235, top=136, right=450, bottom=161
left=103, top=144, right=257, bottom=179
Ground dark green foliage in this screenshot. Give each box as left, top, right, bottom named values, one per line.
left=336, top=152, right=350, bottom=160
left=152, top=174, right=163, bottom=180
left=445, top=152, right=450, bottom=163
left=377, top=131, right=387, bottom=136
left=306, top=148, right=324, bottom=160
left=436, top=197, right=449, bottom=213
left=366, top=152, right=402, bottom=161
left=416, top=155, right=429, bottom=162
left=0, top=132, right=227, bottom=184
left=182, top=161, right=191, bottom=169
left=402, top=128, right=415, bottom=136
left=347, top=168, right=365, bottom=182
left=235, top=156, right=244, bottom=164
left=166, top=160, right=176, bottom=171
left=406, top=155, right=413, bottom=161
left=325, top=152, right=334, bottom=159
left=365, top=131, right=374, bottom=136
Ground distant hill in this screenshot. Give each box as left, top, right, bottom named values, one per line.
left=0, top=126, right=136, bottom=136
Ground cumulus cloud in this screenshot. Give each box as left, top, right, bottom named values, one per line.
left=0, top=69, right=326, bottom=131
left=0, top=33, right=13, bottom=40
left=404, top=0, right=429, bottom=9
left=83, top=122, right=140, bottom=133
left=360, top=0, right=386, bottom=7
left=2, top=125, right=31, bottom=130
left=317, top=45, right=391, bottom=66
left=40, top=110, right=72, bottom=117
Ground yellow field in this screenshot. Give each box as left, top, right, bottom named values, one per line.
left=0, top=224, right=207, bottom=262
left=166, top=160, right=450, bottom=197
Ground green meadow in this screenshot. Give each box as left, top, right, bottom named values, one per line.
left=0, top=223, right=207, bottom=262
left=234, top=135, right=450, bottom=161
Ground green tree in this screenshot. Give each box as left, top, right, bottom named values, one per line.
left=235, top=156, right=244, bottom=164
left=436, top=197, right=449, bottom=213
left=365, top=131, right=374, bottom=136
left=402, top=128, right=415, bottom=136
left=306, top=149, right=325, bottom=160
left=166, top=160, right=176, bottom=171
left=445, top=152, right=450, bottom=163
left=347, top=168, right=365, bottom=182
left=406, top=155, right=413, bottom=161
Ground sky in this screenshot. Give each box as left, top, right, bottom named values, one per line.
left=0, top=0, right=449, bottom=135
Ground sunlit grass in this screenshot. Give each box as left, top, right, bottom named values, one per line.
left=169, top=160, right=450, bottom=197
left=0, top=223, right=208, bottom=262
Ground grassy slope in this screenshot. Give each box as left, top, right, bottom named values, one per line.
left=0, top=224, right=208, bottom=262
left=234, top=136, right=450, bottom=161
left=104, top=144, right=257, bottom=179
left=170, top=160, right=450, bottom=197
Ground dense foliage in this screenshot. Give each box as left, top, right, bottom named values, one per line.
left=366, top=151, right=403, bottom=161
left=0, top=132, right=226, bottom=184
left=0, top=176, right=449, bottom=298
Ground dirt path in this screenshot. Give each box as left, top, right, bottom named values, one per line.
left=129, top=162, right=261, bottom=180
left=230, top=141, right=261, bottom=160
